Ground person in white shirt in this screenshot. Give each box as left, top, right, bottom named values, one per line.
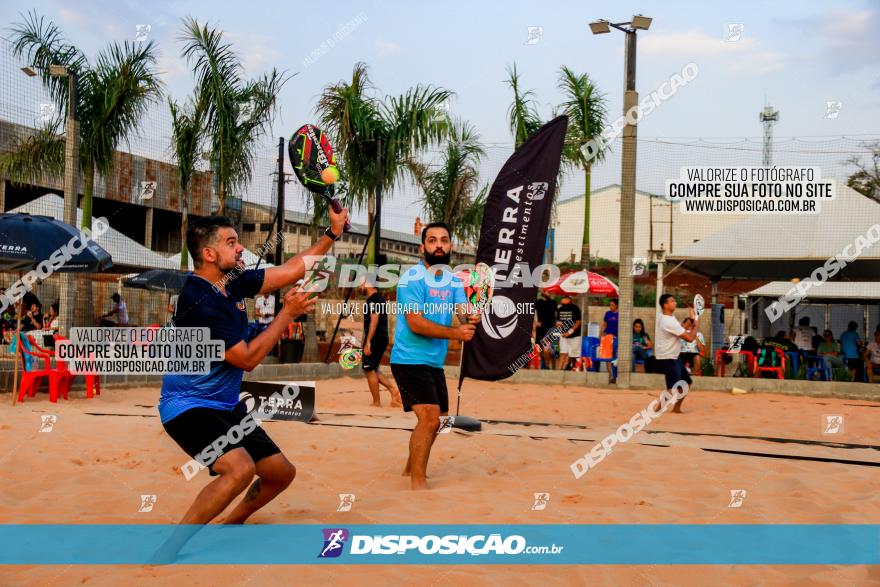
left=254, top=293, right=276, bottom=334
left=678, top=317, right=706, bottom=374
left=167, top=295, right=179, bottom=326
left=654, top=293, right=701, bottom=413
left=790, top=316, right=815, bottom=353
left=865, top=330, right=880, bottom=380
left=99, top=293, right=129, bottom=326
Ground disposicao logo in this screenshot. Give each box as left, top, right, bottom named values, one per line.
left=318, top=528, right=349, bottom=558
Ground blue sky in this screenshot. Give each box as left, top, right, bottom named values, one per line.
left=4, top=0, right=879, bottom=230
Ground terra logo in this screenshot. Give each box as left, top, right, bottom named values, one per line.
left=318, top=528, right=349, bottom=558
left=481, top=295, right=518, bottom=339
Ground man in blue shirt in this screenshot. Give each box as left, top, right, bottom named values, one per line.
left=839, top=321, right=864, bottom=381
left=601, top=298, right=619, bottom=338
left=390, top=222, right=475, bottom=490
left=156, top=208, right=347, bottom=556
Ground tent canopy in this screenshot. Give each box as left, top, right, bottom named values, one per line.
left=747, top=281, right=880, bottom=304
left=8, top=194, right=177, bottom=272
left=667, top=184, right=880, bottom=281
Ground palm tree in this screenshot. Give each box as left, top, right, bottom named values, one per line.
left=168, top=96, right=207, bottom=269
left=180, top=17, right=289, bottom=216
left=3, top=11, right=163, bottom=230
left=558, top=65, right=608, bottom=335
left=405, top=120, right=487, bottom=243
left=315, top=62, right=452, bottom=263
left=505, top=63, right=543, bottom=149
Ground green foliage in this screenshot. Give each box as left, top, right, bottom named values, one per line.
left=505, top=63, right=543, bottom=149
left=846, top=140, right=880, bottom=204
left=405, top=120, right=487, bottom=243
left=315, top=62, right=451, bottom=263
left=557, top=65, right=609, bottom=173
left=7, top=11, right=163, bottom=227
left=180, top=16, right=289, bottom=213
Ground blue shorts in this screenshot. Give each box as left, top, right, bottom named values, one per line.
left=654, top=358, right=692, bottom=391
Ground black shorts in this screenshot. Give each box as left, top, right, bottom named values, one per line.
left=845, top=358, right=863, bottom=369
left=163, top=404, right=281, bottom=476
left=655, top=357, right=693, bottom=391
left=362, top=337, right=388, bottom=371
left=536, top=327, right=552, bottom=344
left=679, top=352, right=699, bottom=368
left=390, top=364, right=449, bottom=413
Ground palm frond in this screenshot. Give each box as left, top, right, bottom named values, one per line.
left=179, top=18, right=289, bottom=204
left=505, top=63, right=542, bottom=148
left=558, top=65, right=608, bottom=170
left=81, top=39, right=163, bottom=175
left=0, top=125, right=65, bottom=186
left=169, top=96, right=206, bottom=192
left=408, top=119, right=486, bottom=242
left=315, top=62, right=384, bottom=208
left=9, top=11, right=88, bottom=115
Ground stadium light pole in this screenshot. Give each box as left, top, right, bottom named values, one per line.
left=27, top=64, right=80, bottom=335
left=590, top=15, right=651, bottom=387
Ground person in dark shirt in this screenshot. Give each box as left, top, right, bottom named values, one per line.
left=359, top=277, right=401, bottom=407
left=758, top=331, right=798, bottom=373
left=554, top=295, right=582, bottom=370
left=21, top=302, right=43, bottom=332
left=601, top=298, right=619, bottom=338
left=534, top=290, right=558, bottom=369
left=154, top=207, right=348, bottom=561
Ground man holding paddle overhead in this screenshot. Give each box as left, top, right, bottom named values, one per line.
left=654, top=293, right=700, bottom=414
left=155, top=207, right=347, bottom=559
left=391, top=222, right=476, bottom=490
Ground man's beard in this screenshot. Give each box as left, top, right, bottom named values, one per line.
left=220, top=258, right=244, bottom=274
left=424, top=248, right=451, bottom=267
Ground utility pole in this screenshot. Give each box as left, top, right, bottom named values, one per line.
left=274, top=137, right=285, bottom=316
left=589, top=14, right=652, bottom=387
left=373, top=138, right=384, bottom=263
left=58, top=69, right=79, bottom=336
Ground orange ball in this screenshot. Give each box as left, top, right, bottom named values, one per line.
left=320, top=166, right=339, bottom=184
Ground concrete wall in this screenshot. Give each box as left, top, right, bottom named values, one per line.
left=20, top=361, right=874, bottom=403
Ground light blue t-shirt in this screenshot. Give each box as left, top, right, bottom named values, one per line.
left=840, top=330, right=862, bottom=359
left=390, top=263, right=466, bottom=368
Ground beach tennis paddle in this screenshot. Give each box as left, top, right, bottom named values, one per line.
left=693, top=293, right=705, bottom=319
left=453, top=262, right=494, bottom=419
left=288, top=124, right=350, bottom=231
left=338, top=347, right=363, bottom=369
left=455, top=262, right=495, bottom=316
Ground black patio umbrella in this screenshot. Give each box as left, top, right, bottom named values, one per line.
left=0, top=213, right=113, bottom=272
left=0, top=213, right=113, bottom=405
left=123, top=269, right=189, bottom=293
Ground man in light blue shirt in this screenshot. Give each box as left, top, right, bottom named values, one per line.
left=390, top=222, right=475, bottom=490
left=839, top=321, right=864, bottom=381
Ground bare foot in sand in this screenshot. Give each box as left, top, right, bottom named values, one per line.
left=370, top=401, right=382, bottom=407
left=411, top=478, right=429, bottom=490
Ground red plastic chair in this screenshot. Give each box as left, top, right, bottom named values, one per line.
left=14, top=334, right=53, bottom=402
left=27, top=335, right=76, bottom=401
left=754, top=348, right=786, bottom=379
left=714, top=349, right=757, bottom=377
left=43, top=335, right=77, bottom=400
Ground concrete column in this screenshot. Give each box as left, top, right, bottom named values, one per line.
left=0, top=178, right=6, bottom=212
left=144, top=207, right=154, bottom=248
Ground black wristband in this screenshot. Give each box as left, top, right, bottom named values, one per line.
left=324, top=226, right=341, bottom=241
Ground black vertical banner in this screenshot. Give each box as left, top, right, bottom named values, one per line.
left=460, top=115, right=568, bottom=382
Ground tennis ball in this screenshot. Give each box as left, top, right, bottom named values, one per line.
left=321, top=166, right=340, bottom=184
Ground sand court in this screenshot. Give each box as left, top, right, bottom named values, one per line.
left=0, top=377, right=878, bottom=584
